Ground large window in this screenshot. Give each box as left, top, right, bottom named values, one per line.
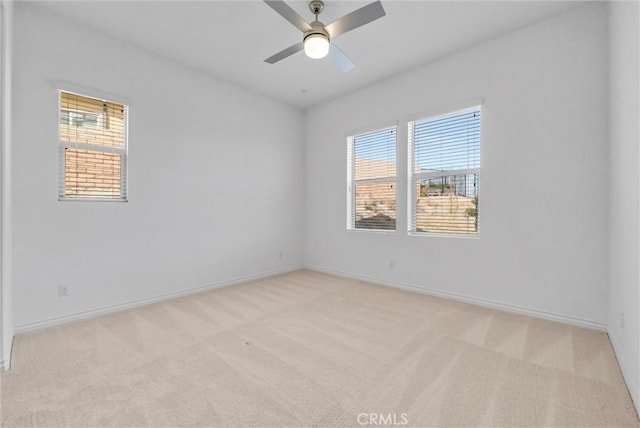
left=347, top=127, right=397, bottom=230
left=408, top=107, right=481, bottom=235
left=58, top=91, right=128, bottom=201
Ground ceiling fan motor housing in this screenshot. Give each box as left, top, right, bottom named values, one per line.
left=304, top=21, right=329, bottom=43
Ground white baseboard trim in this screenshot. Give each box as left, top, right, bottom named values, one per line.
left=14, top=265, right=303, bottom=335
left=305, top=265, right=608, bottom=331
left=608, top=330, right=640, bottom=415
left=1, top=334, right=13, bottom=371
left=11, top=263, right=608, bottom=338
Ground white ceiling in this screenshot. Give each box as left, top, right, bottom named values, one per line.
left=29, top=0, right=585, bottom=109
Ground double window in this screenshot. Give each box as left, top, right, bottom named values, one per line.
left=58, top=91, right=128, bottom=201
left=347, top=106, right=481, bottom=236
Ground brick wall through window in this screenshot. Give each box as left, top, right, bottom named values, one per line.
left=58, top=91, right=128, bottom=201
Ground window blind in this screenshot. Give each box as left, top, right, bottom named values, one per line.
left=58, top=91, right=128, bottom=201
left=409, top=107, right=481, bottom=235
left=347, top=127, right=397, bottom=230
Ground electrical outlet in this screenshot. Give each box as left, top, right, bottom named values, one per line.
left=620, top=312, right=625, bottom=329
left=58, top=285, right=69, bottom=297
left=389, top=260, right=396, bottom=269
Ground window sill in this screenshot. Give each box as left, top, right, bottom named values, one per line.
left=408, top=231, right=479, bottom=240
left=347, top=228, right=397, bottom=234
left=58, top=197, right=128, bottom=203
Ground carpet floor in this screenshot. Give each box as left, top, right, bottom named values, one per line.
left=1, top=269, right=638, bottom=427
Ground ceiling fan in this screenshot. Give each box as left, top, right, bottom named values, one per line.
left=263, top=0, right=386, bottom=72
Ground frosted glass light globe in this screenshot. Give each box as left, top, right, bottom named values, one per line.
left=304, top=34, right=330, bottom=59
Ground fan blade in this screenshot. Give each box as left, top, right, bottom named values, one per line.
left=264, top=41, right=305, bottom=64
left=325, top=1, right=386, bottom=38
left=264, top=0, right=312, bottom=33
left=329, top=44, right=356, bottom=72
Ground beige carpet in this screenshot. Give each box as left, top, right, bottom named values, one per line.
left=1, top=269, right=638, bottom=427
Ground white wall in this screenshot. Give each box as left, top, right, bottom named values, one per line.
left=1, top=0, right=14, bottom=370
left=304, top=3, right=609, bottom=328
left=608, top=0, right=640, bottom=410
left=11, top=3, right=304, bottom=329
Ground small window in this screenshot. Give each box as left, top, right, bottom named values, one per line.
left=408, top=107, right=481, bottom=235
left=347, top=127, right=397, bottom=231
left=58, top=91, right=128, bottom=201
left=60, top=110, right=103, bottom=129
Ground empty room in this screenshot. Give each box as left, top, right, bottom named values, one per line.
left=0, top=0, right=639, bottom=426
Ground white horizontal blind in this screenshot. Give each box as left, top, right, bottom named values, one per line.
left=58, top=91, right=128, bottom=201
left=347, top=127, right=397, bottom=230
left=409, top=107, right=481, bottom=234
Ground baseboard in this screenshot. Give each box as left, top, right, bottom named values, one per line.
left=608, top=330, right=640, bottom=416
left=1, top=334, right=13, bottom=371
left=1, top=320, right=14, bottom=371
left=14, top=265, right=303, bottom=335
left=305, top=265, right=608, bottom=331
left=10, top=263, right=607, bottom=340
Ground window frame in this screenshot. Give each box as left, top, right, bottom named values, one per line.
left=407, top=105, right=482, bottom=238
left=57, top=89, right=129, bottom=202
left=346, top=125, right=398, bottom=232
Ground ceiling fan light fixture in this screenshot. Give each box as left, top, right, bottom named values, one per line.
left=263, top=0, right=386, bottom=70
left=304, top=33, right=330, bottom=59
